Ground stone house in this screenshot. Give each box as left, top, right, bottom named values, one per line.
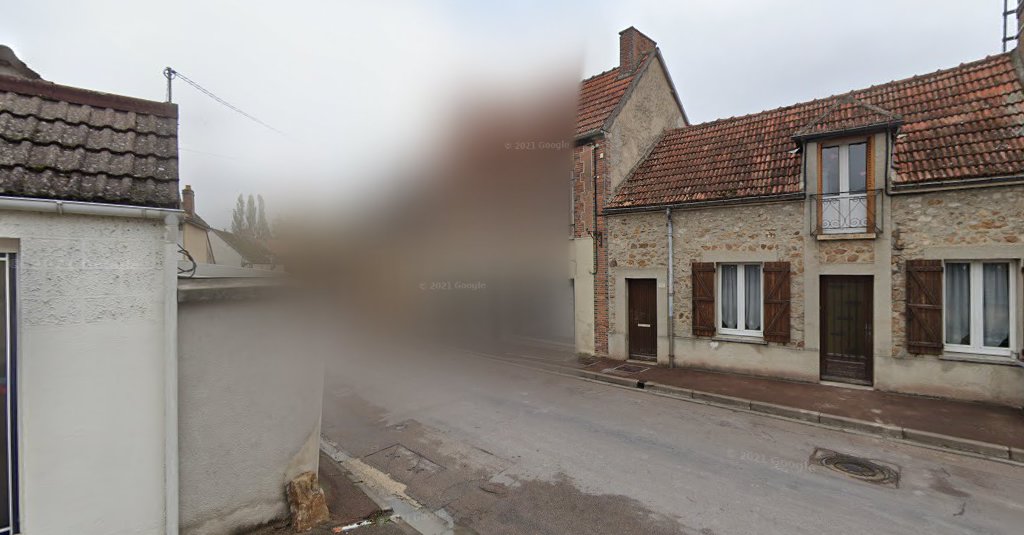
left=571, top=27, right=687, bottom=355
left=604, top=33, right=1024, bottom=406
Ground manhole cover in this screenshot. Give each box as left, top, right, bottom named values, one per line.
left=605, top=364, right=649, bottom=375
left=809, top=448, right=899, bottom=488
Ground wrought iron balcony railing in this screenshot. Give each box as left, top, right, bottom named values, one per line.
left=809, top=189, right=883, bottom=236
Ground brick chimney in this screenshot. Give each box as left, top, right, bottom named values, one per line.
left=619, top=27, right=656, bottom=75
left=182, top=184, right=195, bottom=215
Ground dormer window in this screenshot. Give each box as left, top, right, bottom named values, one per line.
left=814, top=138, right=878, bottom=236
left=820, top=141, right=868, bottom=233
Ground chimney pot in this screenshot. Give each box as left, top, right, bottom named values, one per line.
left=619, top=27, right=656, bottom=75
left=182, top=184, right=195, bottom=215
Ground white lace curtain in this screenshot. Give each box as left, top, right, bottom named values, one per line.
left=745, top=265, right=761, bottom=330
left=721, top=265, right=737, bottom=329
left=945, top=263, right=970, bottom=345
left=984, top=263, right=1009, bottom=348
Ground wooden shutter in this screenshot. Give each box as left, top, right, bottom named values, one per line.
left=763, top=262, right=791, bottom=343
left=906, top=259, right=943, bottom=354
left=692, top=262, right=716, bottom=337
left=866, top=136, right=876, bottom=231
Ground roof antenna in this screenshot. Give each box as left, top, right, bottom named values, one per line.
left=1002, top=0, right=1021, bottom=53
left=163, top=67, right=176, bottom=103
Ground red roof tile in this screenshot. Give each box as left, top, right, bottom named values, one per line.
left=610, top=53, right=1024, bottom=209
left=576, top=66, right=637, bottom=138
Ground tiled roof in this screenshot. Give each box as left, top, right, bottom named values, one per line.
left=794, top=95, right=901, bottom=138
left=609, top=53, right=1024, bottom=209
left=212, top=229, right=274, bottom=265
left=576, top=66, right=637, bottom=138
left=0, top=74, right=179, bottom=209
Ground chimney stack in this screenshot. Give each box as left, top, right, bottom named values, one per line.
left=182, top=184, right=195, bottom=215
left=619, top=27, right=656, bottom=75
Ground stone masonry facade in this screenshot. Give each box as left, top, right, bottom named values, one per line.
left=671, top=202, right=806, bottom=347
left=890, top=186, right=1024, bottom=358
left=608, top=201, right=806, bottom=351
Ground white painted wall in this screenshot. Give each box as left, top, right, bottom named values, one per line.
left=177, top=282, right=325, bottom=534
left=0, top=211, right=169, bottom=534
left=208, top=231, right=244, bottom=267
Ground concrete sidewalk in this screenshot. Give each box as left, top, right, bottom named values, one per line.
left=484, top=339, right=1024, bottom=460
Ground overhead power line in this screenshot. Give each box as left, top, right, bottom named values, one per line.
left=163, top=67, right=286, bottom=136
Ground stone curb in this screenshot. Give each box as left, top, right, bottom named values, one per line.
left=573, top=369, right=641, bottom=388
left=749, top=400, right=821, bottom=423
left=470, top=353, right=1021, bottom=464
left=902, top=428, right=1010, bottom=459
left=819, top=413, right=903, bottom=439
left=584, top=373, right=1017, bottom=463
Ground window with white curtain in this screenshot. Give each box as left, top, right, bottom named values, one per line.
left=718, top=263, right=762, bottom=337
left=944, top=260, right=1015, bottom=357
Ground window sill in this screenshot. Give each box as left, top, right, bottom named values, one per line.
left=939, top=352, right=1020, bottom=367
left=712, top=334, right=767, bottom=345
left=816, top=232, right=877, bottom=241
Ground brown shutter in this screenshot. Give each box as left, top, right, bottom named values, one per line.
left=763, top=262, right=791, bottom=343
left=866, top=136, right=875, bottom=231
left=906, top=259, right=943, bottom=354
left=692, top=262, right=716, bottom=337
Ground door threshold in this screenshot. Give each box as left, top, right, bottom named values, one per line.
left=819, top=380, right=874, bottom=391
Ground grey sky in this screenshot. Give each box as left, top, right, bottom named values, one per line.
left=2, top=1, right=1006, bottom=228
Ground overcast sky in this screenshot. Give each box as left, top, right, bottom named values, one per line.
left=2, top=1, right=1006, bottom=228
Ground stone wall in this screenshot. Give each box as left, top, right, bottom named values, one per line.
left=891, top=186, right=1024, bottom=358
left=607, top=210, right=667, bottom=336
left=672, top=202, right=806, bottom=347
left=607, top=201, right=808, bottom=370
left=817, top=240, right=876, bottom=264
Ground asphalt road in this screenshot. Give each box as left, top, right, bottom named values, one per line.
left=321, top=350, right=1024, bottom=535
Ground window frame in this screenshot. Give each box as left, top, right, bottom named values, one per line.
left=817, top=138, right=871, bottom=235
left=0, top=253, right=18, bottom=534
left=942, top=259, right=1017, bottom=358
left=716, top=262, right=764, bottom=338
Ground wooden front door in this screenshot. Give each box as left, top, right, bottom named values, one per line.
left=820, top=276, right=873, bottom=385
left=628, top=279, right=657, bottom=361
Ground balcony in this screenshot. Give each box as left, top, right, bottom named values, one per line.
left=809, top=189, right=883, bottom=238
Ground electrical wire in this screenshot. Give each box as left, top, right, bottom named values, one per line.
left=165, top=67, right=286, bottom=137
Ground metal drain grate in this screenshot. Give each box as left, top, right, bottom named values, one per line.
left=605, top=364, right=650, bottom=375
left=809, top=448, right=900, bottom=488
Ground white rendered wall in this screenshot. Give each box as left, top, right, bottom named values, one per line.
left=0, top=211, right=167, bottom=535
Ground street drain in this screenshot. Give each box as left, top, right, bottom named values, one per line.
left=809, top=448, right=900, bottom=488
left=606, top=364, right=649, bottom=375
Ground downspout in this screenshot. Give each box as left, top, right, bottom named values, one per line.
left=666, top=207, right=675, bottom=368
left=162, top=213, right=180, bottom=535
left=591, top=142, right=600, bottom=275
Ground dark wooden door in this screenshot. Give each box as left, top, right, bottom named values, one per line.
left=628, top=279, right=657, bottom=361
left=820, top=276, right=873, bottom=385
